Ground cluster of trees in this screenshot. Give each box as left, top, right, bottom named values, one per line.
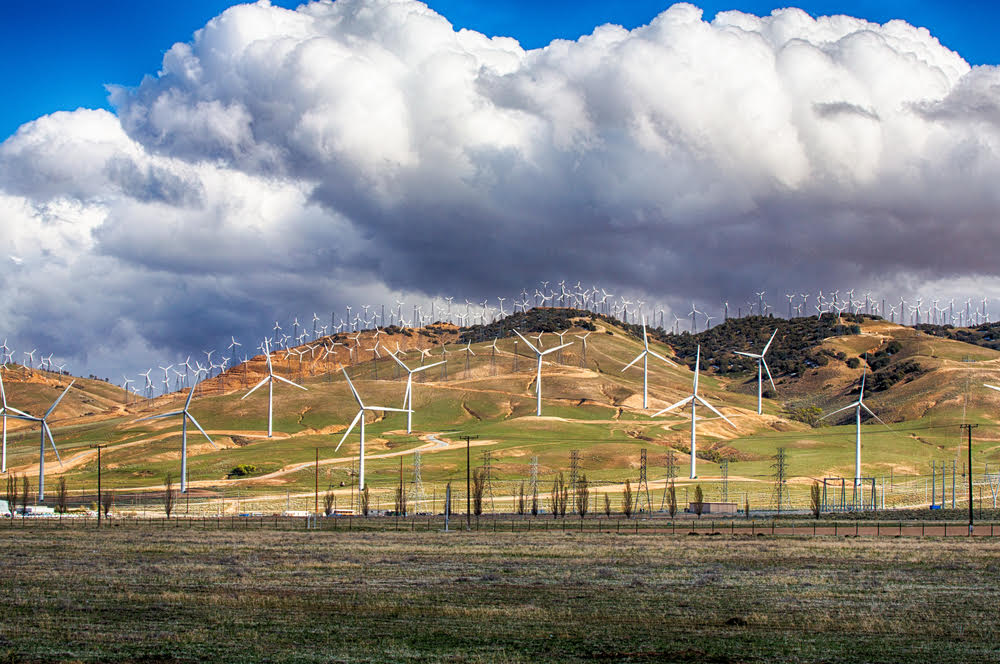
left=460, top=307, right=596, bottom=343
left=916, top=321, right=1000, bottom=350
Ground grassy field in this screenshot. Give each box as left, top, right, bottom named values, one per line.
left=2, top=527, right=1000, bottom=663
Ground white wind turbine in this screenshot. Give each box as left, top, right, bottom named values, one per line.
left=9, top=380, right=74, bottom=501
left=621, top=318, right=676, bottom=409
left=514, top=330, right=571, bottom=417
left=651, top=346, right=736, bottom=479
left=136, top=377, right=216, bottom=494
left=390, top=353, right=444, bottom=433
left=335, top=368, right=410, bottom=490
left=820, top=366, right=887, bottom=500
left=732, top=329, right=777, bottom=415
left=242, top=339, right=307, bottom=438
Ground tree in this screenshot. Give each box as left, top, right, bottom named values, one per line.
left=530, top=481, right=539, bottom=516
left=693, top=484, right=704, bottom=518
left=810, top=481, right=821, bottom=519
left=559, top=475, right=569, bottom=518
left=667, top=482, right=677, bottom=518
left=517, top=481, right=526, bottom=516
left=549, top=475, right=561, bottom=519
left=472, top=468, right=485, bottom=517
left=622, top=479, right=634, bottom=519
left=603, top=493, right=611, bottom=517
left=394, top=482, right=408, bottom=517
left=20, top=475, right=30, bottom=515
left=576, top=474, right=589, bottom=518
left=101, top=489, right=114, bottom=519
left=5, top=473, right=18, bottom=516
left=360, top=486, right=370, bottom=517
left=745, top=494, right=750, bottom=519
left=56, top=477, right=69, bottom=514
left=163, top=473, right=175, bottom=518
left=323, top=488, right=336, bottom=516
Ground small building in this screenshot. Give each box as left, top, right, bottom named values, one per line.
left=688, top=502, right=738, bottom=515
left=0, top=499, right=9, bottom=517
left=24, top=505, right=56, bottom=516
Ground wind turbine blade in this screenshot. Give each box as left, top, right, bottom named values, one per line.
left=136, top=410, right=185, bottom=422
left=44, top=422, right=63, bottom=466
left=273, top=375, right=308, bottom=391
left=335, top=410, right=363, bottom=452
left=762, top=358, right=776, bottom=393
left=733, top=351, right=760, bottom=358
left=762, top=328, right=778, bottom=355
left=44, top=380, right=75, bottom=419
left=539, top=342, right=572, bottom=356
left=819, top=401, right=860, bottom=421
left=186, top=413, right=217, bottom=448
left=621, top=352, right=646, bottom=372
left=185, top=378, right=199, bottom=409
left=365, top=406, right=412, bottom=413
left=651, top=395, right=694, bottom=418
left=390, top=353, right=410, bottom=371
left=242, top=376, right=270, bottom=399
left=860, top=403, right=892, bottom=431
left=695, top=395, right=737, bottom=429
left=859, top=368, right=867, bottom=400
left=412, top=360, right=445, bottom=373
left=693, top=346, right=700, bottom=394
left=5, top=406, right=31, bottom=418
left=647, top=350, right=677, bottom=367
left=341, top=368, right=364, bottom=408
left=513, top=330, right=539, bottom=355
left=0, top=371, right=6, bottom=407
left=642, top=323, right=649, bottom=350
left=985, top=383, right=1000, bottom=393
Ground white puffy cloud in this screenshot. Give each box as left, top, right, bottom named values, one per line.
left=3, top=0, right=1000, bottom=377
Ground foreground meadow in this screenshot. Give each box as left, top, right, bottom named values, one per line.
left=2, top=527, right=999, bottom=663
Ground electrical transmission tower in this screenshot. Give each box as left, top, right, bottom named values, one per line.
left=482, top=450, right=495, bottom=512
left=660, top=449, right=678, bottom=510
left=721, top=459, right=729, bottom=503
left=411, top=450, right=423, bottom=511
left=637, top=449, right=652, bottom=514
left=771, top=448, right=789, bottom=513
left=569, top=449, right=580, bottom=513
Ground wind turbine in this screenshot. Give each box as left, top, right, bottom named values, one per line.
left=651, top=346, right=736, bottom=479
left=242, top=339, right=307, bottom=438
left=335, top=368, right=410, bottom=490
left=9, top=380, right=74, bottom=501
left=732, top=329, right=777, bottom=415
left=821, top=366, right=887, bottom=502
left=390, top=353, right=444, bottom=433
left=514, top=330, right=571, bottom=417
left=136, top=377, right=216, bottom=494
left=621, top=318, right=676, bottom=409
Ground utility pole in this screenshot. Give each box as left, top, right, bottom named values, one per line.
left=91, top=444, right=106, bottom=527
left=314, top=448, right=319, bottom=516
left=461, top=435, right=478, bottom=527
left=962, top=424, right=977, bottom=535
left=721, top=459, right=729, bottom=503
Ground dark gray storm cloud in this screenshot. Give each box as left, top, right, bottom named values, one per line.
left=2, top=0, right=1000, bottom=377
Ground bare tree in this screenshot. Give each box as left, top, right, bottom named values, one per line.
left=472, top=468, right=485, bottom=517
left=5, top=473, right=18, bottom=517
left=394, top=482, right=408, bottom=516
left=101, top=489, right=114, bottom=519
left=810, top=481, right=821, bottom=519
left=667, top=482, right=677, bottom=518
left=549, top=475, right=560, bottom=519
left=558, top=474, right=569, bottom=518
left=693, top=484, right=704, bottom=518
left=324, top=488, right=336, bottom=516
left=576, top=474, right=589, bottom=518
left=163, top=473, right=175, bottom=518
left=530, top=481, right=538, bottom=516
left=745, top=494, right=750, bottom=519
left=517, top=480, right=526, bottom=516
left=603, top=493, right=611, bottom=517
left=56, top=477, right=69, bottom=514
left=622, top=479, right=634, bottom=519
left=20, top=475, right=29, bottom=515
left=360, top=486, right=370, bottom=517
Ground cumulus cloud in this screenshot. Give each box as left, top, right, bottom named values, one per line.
left=3, top=0, right=1000, bottom=376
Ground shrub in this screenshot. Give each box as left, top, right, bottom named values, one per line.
left=228, top=464, right=258, bottom=478
left=846, top=357, right=860, bottom=369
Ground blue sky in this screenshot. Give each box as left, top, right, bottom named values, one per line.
left=1, top=0, right=996, bottom=141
